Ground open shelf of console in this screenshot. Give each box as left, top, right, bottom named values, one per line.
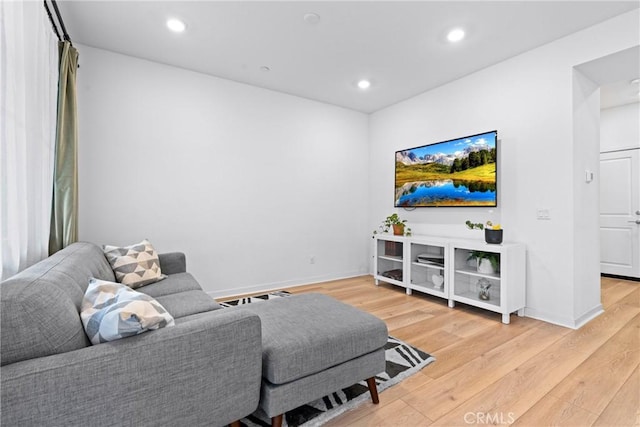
left=407, top=237, right=449, bottom=299
left=449, top=240, right=525, bottom=324
left=373, top=234, right=406, bottom=290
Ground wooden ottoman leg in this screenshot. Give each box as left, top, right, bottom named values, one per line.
left=229, top=422, right=241, bottom=427
left=272, top=414, right=284, bottom=427
left=366, top=377, right=380, bottom=404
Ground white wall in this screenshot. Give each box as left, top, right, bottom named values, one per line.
left=75, top=8, right=638, bottom=325
left=76, top=45, right=370, bottom=297
left=572, top=69, right=602, bottom=325
left=601, top=102, right=640, bottom=152
left=369, top=9, right=639, bottom=328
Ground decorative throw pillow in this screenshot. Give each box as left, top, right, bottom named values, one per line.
left=103, top=239, right=165, bottom=288
left=81, top=278, right=175, bottom=345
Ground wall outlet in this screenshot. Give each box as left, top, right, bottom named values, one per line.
left=536, top=208, right=551, bottom=220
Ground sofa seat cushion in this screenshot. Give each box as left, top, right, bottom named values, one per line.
left=238, top=293, right=388, bottom=385
left=155, top=290, right=222, bottom=319
left=137, top=272, right=202, bottom=298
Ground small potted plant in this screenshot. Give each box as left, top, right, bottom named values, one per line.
left=466, top=220, right=503, bottom=244
left=467, top=251, right=500, bottom=274
left=465, top=220, right=485, bottom=230
left=374, top=213, right=411, bottom=236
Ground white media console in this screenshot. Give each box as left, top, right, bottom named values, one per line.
left=373, top=233, right=526, bottom=324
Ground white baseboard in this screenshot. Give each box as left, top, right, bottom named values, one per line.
left=208, top=271, right=366, bottom=300
left=210, top=276, right=605, bottom=331
left=524, top=304, right=604, bottom=329
left=573, top=304, right=604, bottom=329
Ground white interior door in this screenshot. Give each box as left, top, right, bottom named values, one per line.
left=600, top=149, right=640, bottom=278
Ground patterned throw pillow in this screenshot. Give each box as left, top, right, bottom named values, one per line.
left=81, top=278, right=175, bottom=344
left=103, top=239, right=165, bottom=288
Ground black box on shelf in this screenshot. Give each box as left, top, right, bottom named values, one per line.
left=382, top=269, right=403, bottom=281
left=385, top=241, right=402, bottom=256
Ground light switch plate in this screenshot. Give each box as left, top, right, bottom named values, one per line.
left=585, top=170, right=594, bottom=183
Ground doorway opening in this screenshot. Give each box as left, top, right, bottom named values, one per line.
left=576, top=46, right=640, bottom=281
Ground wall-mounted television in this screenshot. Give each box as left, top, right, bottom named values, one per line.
left=395, top=130, right=497, bottom=207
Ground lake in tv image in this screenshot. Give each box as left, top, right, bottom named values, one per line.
left=395, top=131, right=497, bottom=207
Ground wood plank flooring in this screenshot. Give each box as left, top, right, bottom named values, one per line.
left=221, top=275, right=639, bottom=426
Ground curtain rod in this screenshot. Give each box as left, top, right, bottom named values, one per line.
left=44, top=0, right=72, bottom=44
left=43, top=1, right=61, bottom=41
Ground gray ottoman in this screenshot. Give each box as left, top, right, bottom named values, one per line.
left=239, top=293, right=388, bottom=427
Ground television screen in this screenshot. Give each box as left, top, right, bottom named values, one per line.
left=395, top=130, right=497, bottom=207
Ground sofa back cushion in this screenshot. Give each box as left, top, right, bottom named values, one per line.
left=1, top=242, right=115, bottom=366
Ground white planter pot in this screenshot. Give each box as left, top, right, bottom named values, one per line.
left=477, top=258, right=495, bottom=275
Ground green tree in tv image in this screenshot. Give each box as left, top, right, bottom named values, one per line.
left=449, top=147, right=496, bottom=174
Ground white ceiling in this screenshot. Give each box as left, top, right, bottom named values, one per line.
left=57, top=1, right=640, bottom=113
left=601, top=79, right=640, bottom=109
left=578, top=46, right=640, bottom=109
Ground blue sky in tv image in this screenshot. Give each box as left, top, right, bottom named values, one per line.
left=401, top=131, right=497, bottom=160
left=395, top=130, right=497, bottom=208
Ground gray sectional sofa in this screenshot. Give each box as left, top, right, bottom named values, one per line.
left=0, top=242, right=262, bottom=426
left=1, top=242, right=388, bottom=427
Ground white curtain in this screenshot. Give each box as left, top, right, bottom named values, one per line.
left=0, top=1, right=58, bottom=280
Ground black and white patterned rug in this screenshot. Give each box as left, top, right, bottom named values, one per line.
left=219, top=291, right=435, bottom=427
left=219, top=290, right=293, bottom=307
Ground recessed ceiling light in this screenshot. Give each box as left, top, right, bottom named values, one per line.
left=631, top=78, right=640, bottom=85
left=303, top=13, right=321, bottom=25
left=447, top=28, right=465, bottom=43
left=167, top=18, right=186, bottom=33
left=357, top=80, right=371, bottom=90
left=259, top=66, right=271, bottom=72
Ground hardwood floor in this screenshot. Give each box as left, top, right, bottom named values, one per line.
left=224, top=275, right=640, bottom=426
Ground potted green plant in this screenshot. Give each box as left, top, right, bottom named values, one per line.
left=465, top=220, right=485, bottom=230
left=467, top=251, right=500, bottom=274
left=465, top=220, right=503, bottom=244
left=373, top=213, right=411, bottom=236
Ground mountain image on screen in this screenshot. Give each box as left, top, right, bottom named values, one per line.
left=395, top=130, right=497, bottom=207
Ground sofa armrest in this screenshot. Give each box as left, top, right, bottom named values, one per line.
left=158, top=252, right=186, bottom=274
left=1, top=309, right=262, bottom=426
